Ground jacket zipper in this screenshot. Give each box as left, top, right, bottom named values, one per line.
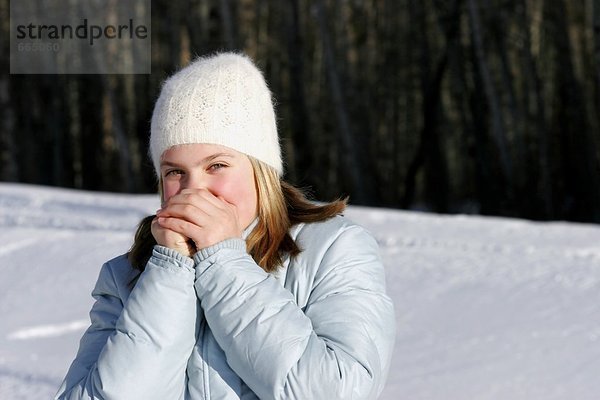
left=199, top=317, right=211, bottom=399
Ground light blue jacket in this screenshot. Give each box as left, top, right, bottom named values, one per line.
left=56, top=216, right=396, bottom=399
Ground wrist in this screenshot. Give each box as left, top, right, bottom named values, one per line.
left=152, top=245, right=195, bottom=269
left=193, top=238, right=247, bottom=263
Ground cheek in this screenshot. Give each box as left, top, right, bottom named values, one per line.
left=162, top=181, right=180, bottom=203
left=237, top=173, right=258, bottom=223
left=211, top=177, right=250, bottom=204
left=214, top=173, right=257, bottom=220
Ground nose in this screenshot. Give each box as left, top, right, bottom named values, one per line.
left=180, top=171, right=207, bottom=192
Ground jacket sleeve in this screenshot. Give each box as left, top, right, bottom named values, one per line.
left=55, top=246, right=198, bottom=400
left=193, top=225, right=396, bottom=400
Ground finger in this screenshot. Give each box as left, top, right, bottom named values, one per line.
left=216, top=195, right=237, bottom=209
left=161, top=191, right=227, bottom=219
left=157, top=216, right=204, bottom=240
left=171, top=188, right=225, bottom=210
left=158, top=203, right=211, bottom=226
left=152, top=216, right=190, bottom=248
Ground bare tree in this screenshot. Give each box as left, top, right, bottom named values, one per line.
left=594, top=0, right=600, bottom=116
left=0, top=79, right=17, bottom=182
left=220, top=0, right=237, bottom=50
left=0, top=0, right=17, bottom=181
left=284, top=0, right=312, bottom=183
left=312, top=0, right=371, bottom=204
left=517, top=0, right=553, bottom=217
left=467, top=0, right=513, bottom=192
left=402, top=0, right=452, bottom=212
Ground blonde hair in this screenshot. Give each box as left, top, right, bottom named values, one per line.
left=128, top=157, right=347, bottom=273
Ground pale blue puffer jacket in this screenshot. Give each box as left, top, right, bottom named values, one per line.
left=55, top=216, right=396, bottom=399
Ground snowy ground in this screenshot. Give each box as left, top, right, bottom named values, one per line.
left=1, top=182, right=599, bottom=399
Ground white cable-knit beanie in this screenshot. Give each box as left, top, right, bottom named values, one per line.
left=150, top=52, right=282, bottom=176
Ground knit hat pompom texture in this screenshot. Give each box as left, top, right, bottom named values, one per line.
left=150, top=53, right=282, bottom=176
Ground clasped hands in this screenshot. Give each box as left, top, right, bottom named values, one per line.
left=151, top=188, right=243, bottom=257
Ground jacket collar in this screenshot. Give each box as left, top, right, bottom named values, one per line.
left=242, top=218, right=259, bottom=240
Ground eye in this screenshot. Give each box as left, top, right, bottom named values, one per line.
left=208, top=163, right=227, bottom=171
left=164, top=169, right=184, bottom=177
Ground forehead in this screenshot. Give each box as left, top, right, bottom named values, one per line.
left=161, top=143, right=239, bottom=163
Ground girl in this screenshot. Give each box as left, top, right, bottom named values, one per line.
left=56, top=52, right=395, bottom=400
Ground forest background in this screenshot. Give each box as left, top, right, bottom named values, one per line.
left=1, top=0, right=600, bottom=223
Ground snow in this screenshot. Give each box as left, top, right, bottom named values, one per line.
left=1, top=182, right=599, bottom=399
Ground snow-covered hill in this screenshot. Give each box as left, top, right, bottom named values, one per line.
left=1, top=183, right=599, bottom=399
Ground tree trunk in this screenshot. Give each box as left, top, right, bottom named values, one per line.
left=467, top=0, right=513, bottom=192
left=493, top=7, right=524, bottom=181
left=402, top=54, right=449, bottom=211
left=403, top=0, right=458, bottom=212
left=49, top=76, right=65, bottom=187
left=100, top=75, right=134, bottom=192
left=519, top=0, right=553, bottom=218
left=594, top=0, right=600, bottom=126
left=68, top=78, right=83, bottom=189
left=551, top=0, right=600, bottom=221
left=312, top=0, right=371, bottom=204
left=0, top=78, right=17, bottom=181
left=220, top=0, right=237, bottom=50
left=285, top=0, right=312, bottom=183
left=0, top=0, right=17, bottom=181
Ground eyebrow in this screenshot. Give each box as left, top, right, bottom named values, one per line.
left=160, top=152, right=234, bottom=168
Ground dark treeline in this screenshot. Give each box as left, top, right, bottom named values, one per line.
left=1, top=0, right=600, bottom=222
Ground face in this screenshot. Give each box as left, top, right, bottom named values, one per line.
left=160, top=143, right=258, bottom=230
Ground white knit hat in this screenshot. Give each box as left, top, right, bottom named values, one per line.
left=150, top=52, right=282, bottom=176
